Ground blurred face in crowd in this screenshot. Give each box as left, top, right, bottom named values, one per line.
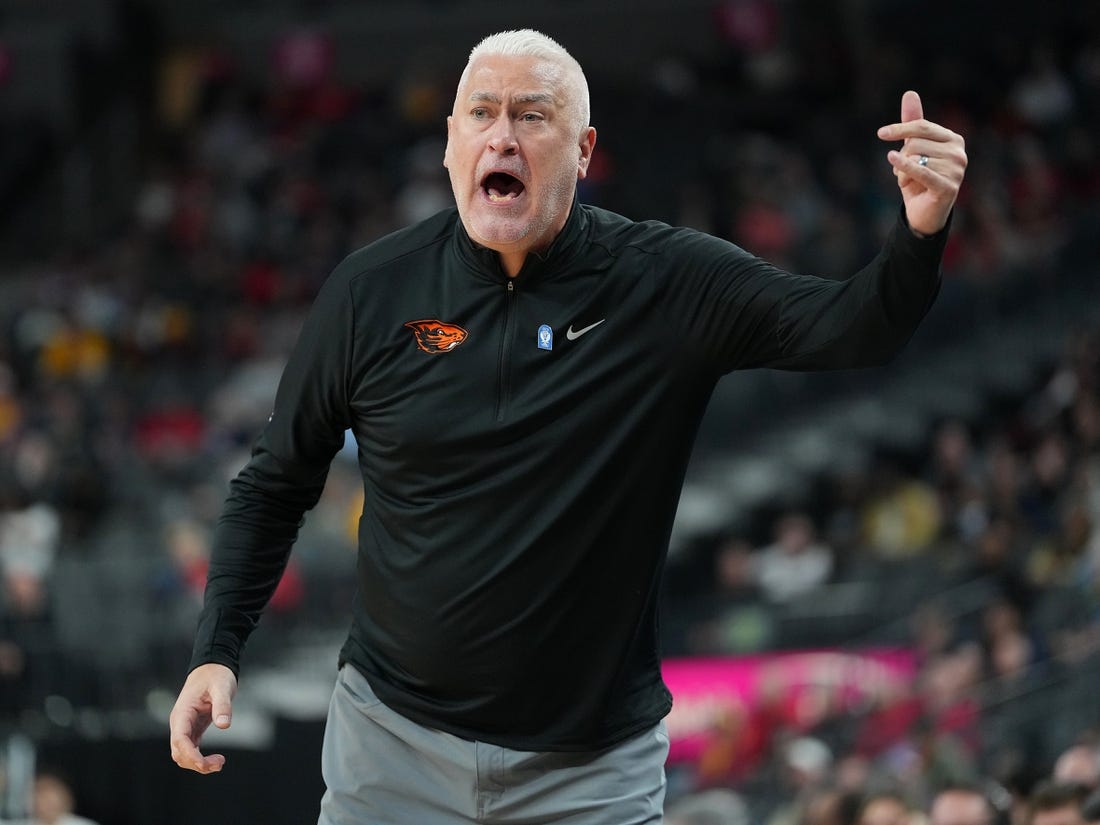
left=930, top=790, right=993, bottom=825
left=805, top=790, right=845, bottom=825
left=33, top=775, right=76, bottom=825
left=860, top=796, right=911, bottom=825
left=1054, top=746, right=1100, bottom=789
left=776, top=512, right=815, bottom=554
left=1032, top=806, right=1085, bottom=825
left=444, top=52, right=596, bottom=275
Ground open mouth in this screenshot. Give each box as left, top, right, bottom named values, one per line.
left=481, top=172, right=525, bottom=203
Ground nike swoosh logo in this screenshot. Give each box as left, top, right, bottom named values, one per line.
left=566, top=319, right=605, bottom=340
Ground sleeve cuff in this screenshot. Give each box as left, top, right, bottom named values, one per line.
left=188, top=606, right=254, bottom=678
left=900, top=206, right=953, bottom=240
left=895, top=207, right=952, bottom=263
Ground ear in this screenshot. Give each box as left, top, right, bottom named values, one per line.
left=443, top=115, right=453, bottom=168
left=576, top=127, right=597, bottom=180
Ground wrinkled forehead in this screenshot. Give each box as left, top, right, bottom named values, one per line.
left=454, top=54, right=573, bottom=109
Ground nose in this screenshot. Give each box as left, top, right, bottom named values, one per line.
left=487, top=118, right=518, bottom=155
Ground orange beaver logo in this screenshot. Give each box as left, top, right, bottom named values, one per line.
left=404, top=319, right=469, bottom=354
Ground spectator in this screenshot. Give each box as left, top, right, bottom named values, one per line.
left=1053, top=745, right=1100, bottom=791
left=803, top=788, right=864, bottom=825
left=21, top=770, right=100, bottom=825
left=1027, top=782, right=1090, bottom=825
left=860, top=463, right=942, bottom=559
left=857, top=791, right=913, bottom=825
left=927, top=784, right=996, bottom=825
left=766, top=736, right=835, bottom=825
left=756, top=512, right=833, bottom=603
left=929, top=419, right=982, bottom=538
left=686, top=537, right=773, bottom=655
left=0, top=484, right=59, bottom=718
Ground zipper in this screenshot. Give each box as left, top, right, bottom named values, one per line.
left=495, top=280, right=516, bottom=421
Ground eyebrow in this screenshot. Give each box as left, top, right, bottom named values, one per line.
left=469, top=92, right=557, bottom=106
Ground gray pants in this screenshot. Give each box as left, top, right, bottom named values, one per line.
left=318, top=665, right=668, bottom=824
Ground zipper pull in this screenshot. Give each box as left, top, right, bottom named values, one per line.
left=507, top=281, right=514, bottom=293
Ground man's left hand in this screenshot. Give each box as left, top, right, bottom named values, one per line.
left=878, top=90, right=967, bottom=237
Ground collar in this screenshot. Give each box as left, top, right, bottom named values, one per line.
left=452, top=196, right=591, bottom=285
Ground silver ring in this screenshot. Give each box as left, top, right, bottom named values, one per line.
left=917, top=155, right=930, bottom=167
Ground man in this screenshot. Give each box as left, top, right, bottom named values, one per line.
left=927, top=785, right=997, bottom=825
left=169, top=28, right=967, bottom=823
left=16, top=771, right=102, bottom=825
left=1027, top=782, right=1089, bottom=825
left=858, top=792, right=912, bottom=825
left=1054, top=745, right=1100, bottom=791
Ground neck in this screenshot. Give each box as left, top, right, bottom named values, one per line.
left=464, top=201, right=580, bottom=278
left=499, top=250, right=526, bottom=278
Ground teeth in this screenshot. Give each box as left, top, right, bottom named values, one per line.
left=488, top=190, right=518, bottom=202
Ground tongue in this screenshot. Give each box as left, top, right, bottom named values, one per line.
left=485, top=173, right=524, bottom=198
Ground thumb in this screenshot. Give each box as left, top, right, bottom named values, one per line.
left=901, top=89, right=923, bottom=123
left=210, top=688, right=233, bottom=729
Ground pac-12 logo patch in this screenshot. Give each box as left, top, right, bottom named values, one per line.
left=404, top=319, right=469, bottom=354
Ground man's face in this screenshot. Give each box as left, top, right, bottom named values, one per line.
left=930, top=791, right=992, bottom=825
left=444, top=53, right=595, bottom=262
left=860, top=797, right=910, bottom=825
left=1054, top=746, right=1100, bottom=789
left=1033, top=806, right=1085, bottom=825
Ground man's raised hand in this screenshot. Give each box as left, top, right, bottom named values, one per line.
left=878, top=90, right=967, bottom=236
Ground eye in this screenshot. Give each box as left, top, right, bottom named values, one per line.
left=471, top=107, right=489, bottom=120
left=520, top=112, right=544, bottom=123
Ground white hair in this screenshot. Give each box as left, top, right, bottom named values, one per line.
left=463, top=29, right=590, bottom=132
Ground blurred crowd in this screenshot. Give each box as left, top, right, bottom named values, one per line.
left=664, top=320, right=1100, bottom=822
left=0, top=1, right=1099, bottom=822
left=667, top=773, right=1100, bottom=825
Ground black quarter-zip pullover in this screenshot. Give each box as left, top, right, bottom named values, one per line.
left=191, top=201, right=947, bottom=750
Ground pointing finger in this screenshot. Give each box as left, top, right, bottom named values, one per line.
left=900, top=89, right=923, bottom=123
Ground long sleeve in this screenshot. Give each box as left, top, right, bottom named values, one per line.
left=657, top=209, right=948, bottom=375
left=188, top=267, right=355, bottom=676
